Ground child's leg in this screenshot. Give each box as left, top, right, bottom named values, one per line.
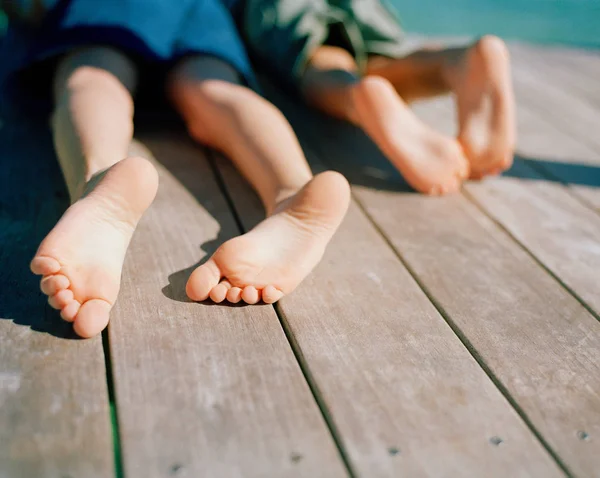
left=302, top=46, right=469, bottom=195
left=366, top=36, right=516, bottom=179
left=30, top=47, right=159, bottom=338
left=168, top=56, right=350, bottom=304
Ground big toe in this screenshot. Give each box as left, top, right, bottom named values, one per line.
left=262, top=285, right=284, bottom=304
left=468, top=150, right=513, bottom=179
left=187, top=259, right=222, bottom=302
left=73, top=299, right=111, bottom=338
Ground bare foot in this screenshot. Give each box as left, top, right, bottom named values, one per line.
left=352, top=76, right=469, bottom=195
left=444, top=35, right=516, bottom=179
left=186, top=171, right=350, bottom=304
left=30, top=157, right=158, bottom=338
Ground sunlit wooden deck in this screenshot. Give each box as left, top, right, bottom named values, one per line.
left=1, top=40, right=599, bottom=477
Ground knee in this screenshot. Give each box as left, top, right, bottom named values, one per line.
left=63, top=66, right=134, bottom=112
left=176, top=79, right=277, bottom=147
left=307, top=45, right=358, bottom=73
left=54, top=48, right=136, bottom=113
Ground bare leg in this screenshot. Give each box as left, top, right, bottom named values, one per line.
left=30, top=47, right=158, bottom=338
left=168, top=56, right=350, bottom=304
left=367, top=36, right=516, bottom=178
left=303, top=46, right=469, bottom=195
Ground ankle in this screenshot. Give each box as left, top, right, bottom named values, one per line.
left=440, top=51, right=467, bottom=92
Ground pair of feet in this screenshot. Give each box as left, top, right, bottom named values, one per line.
left=31, top=157, right=351, bottom=338
left=354, top=36, right=515, bottom=194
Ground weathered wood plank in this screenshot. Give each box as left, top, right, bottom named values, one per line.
left=109, top=131, right=346, bottom=478
left=402, top=61, right=600, bottom=475
left=262, top=81, right=600, bottom=475
left=507, top=44, right=600, bottom=212
left=508, top=44, right=600, bottom=107
left=0, top=120, right=114, bottom=477
left=212, top=91, right=564, bottom=475
left=353, top=184, right=600, bottom=478
left=510, top=43, right=600, bottom=88
left=409, top=94, right=600, bottom=319
left=465, top=165, right=600, bottom=319
left=510, top=53, right=600, bottom=154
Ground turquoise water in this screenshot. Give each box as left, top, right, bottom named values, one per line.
left=1, top=1, right=599, bottom=48
left=389, top=0, right=600, bottom=48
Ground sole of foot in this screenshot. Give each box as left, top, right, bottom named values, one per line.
left=445, top=35, right=516, bottom=179
left=352, top=75, right=469, bottom=195
left=186, top=171, right=351, bottom=304
left=31, top=156, right=159, bottom=338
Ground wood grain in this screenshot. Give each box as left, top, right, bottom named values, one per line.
left=354, top=184, right=600, bottom=477
left=260, top=74, right=600, bottom=476
left=410, top=95, right=600, bottom=321
left=466, top=166, right=600, bottom=318
left=109, top=132, right=346, bottom=478
left=508, top=44, right=600, bottom=107
left=508, top=44, right=600, bottom=212
left=0, top=120, right=113, bottom=477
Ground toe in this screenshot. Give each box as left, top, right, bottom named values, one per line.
left=73, top=299, right=111, bottom=338
left=262, top=285, right=284, bottom=304
left=469, top=169, right=486, bottom=180
left=40, top=274, right=70, bottom=296
left=241, top=286, right=260, bottom=305
left=48, top=289, right=74, bottom=309
left=186, top=259, right=221, bottom=302
left=428, top=185, right=443, bottom=196
left=209, top=282, right=229, bottom=303
left=31, top=256, right=61, bottom=276
left=60, top=300, right=81, bottom=322
left=457, top=162, right=470, bottom=181
left=220, top=280, right=232, bottom=289
left=446, top=178, right=462, bottom=194
left=227, top=287, right=243, bottom=303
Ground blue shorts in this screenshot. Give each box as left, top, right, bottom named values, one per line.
left=13, top=0, right=256, bottom=90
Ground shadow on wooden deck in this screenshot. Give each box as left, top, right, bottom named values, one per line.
left=0, top=117, right=79, bottom=338
left=2, top=81, right=599, bottom=338
left=260, top=78, right=600, bottom=193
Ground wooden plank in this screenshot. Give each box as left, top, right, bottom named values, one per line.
left=508, top=44, right=600, bottom=107
left=0, top=119, right=114, bottom=477
left=510, top=43, right=600, bottom=86
left=409, top=95, right=600, bottom=319
left=108, top=131, right=346, bottom=478
left=465, top=166, right=600, bottom=316
left=508, top=44, right=600, bottom=212
left=409, top=84, right=600, bottom=475
left=353, top=185, right=600, bottom=478
left=510, top=51, right=600, bottom=153
left=262, top=83, right=600, bottom=476
left=211, top=115, right=563, bottom=475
